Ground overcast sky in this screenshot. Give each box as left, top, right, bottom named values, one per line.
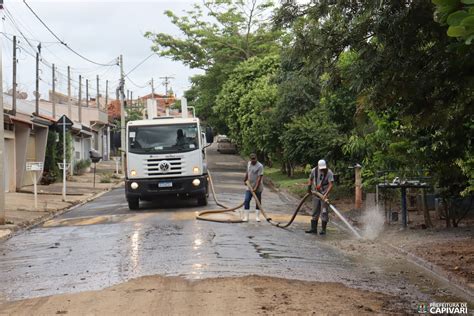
left=1, top=0, right=203, bottom=101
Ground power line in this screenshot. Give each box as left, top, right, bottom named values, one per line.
left=0, top=30, right=59, bottom=45
left=3, top=7, right=36, bottom=51
left=22, top=0, right=118, bottom=67
left=125, top=74, right=149, bottom=89
left=124, top=53, right=156, bottom=76
left=2, top=5, right=120, bottom=92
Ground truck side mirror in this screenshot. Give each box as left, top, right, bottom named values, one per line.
left=205, top=127, right=214, bottom=144
left=89, top=149, right=102, bottom=163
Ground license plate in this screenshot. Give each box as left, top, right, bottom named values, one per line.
left=158, top=182, right=173, bottom=188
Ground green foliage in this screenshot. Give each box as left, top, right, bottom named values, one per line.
left=145, top=0, right=279, bottom=69
left=146, top=0, right=281, bottom=132
left=56, top=131, right=73, bottom=166
left=214, top=55, right=280, bottom=156
left=276, top=0, right=473, bottom=197
left=126, top=106, right=144, bottom=122
left=42, top=130, right=60, bottom=184
left=280, top=106, right=344, bottom=167
left=433, top=0, right=474, bottom=44
left=265, top=165, right=308, bottom=197
left=147, top=0, right=473, bottom=208
left=100, top=173, right=113, bottom=183
left=43, top=130, right=74, bottom=184
left=112, top=106, right=145, bottom=132
left=74, top=159, right=91, bottom=175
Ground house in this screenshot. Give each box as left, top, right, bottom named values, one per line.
left=42, top=91, right=111, bottom=161
left=2, top=95, right=53, bottom=191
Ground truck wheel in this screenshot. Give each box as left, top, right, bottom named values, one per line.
left=197, top=194, right=208, bottom=206
left=128, top=198, right=139, bottom=210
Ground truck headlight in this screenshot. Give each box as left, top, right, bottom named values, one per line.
left=131, top=182, right=139, bottom=190
left=130, top=169, right=137, bottom=177
left=193, top=167, right=200, bottom=174
left=192, top=179, right=201, bottom=187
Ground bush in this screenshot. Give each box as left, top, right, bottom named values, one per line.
left=42, top=131, right=60, bottom=184
left=74, top=159, right=91, bottom=175
left=100, top=173, right=112, bottom=183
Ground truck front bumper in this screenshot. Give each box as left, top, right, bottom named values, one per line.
left=125, top=175, right=208, bottom=200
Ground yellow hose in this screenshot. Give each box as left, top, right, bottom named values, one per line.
left=196, top=171, right=311, bottom=226
left=195, top=170, right=245, bottom=223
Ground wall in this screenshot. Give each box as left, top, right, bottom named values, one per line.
left=15, top=124, right=30, bottom=190
left=3, top=130, right=16, bottom=192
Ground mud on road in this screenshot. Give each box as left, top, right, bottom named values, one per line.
left=0, top=275, right=403, bottom=315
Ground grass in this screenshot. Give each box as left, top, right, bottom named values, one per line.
left=100, top=173, right=113, bottom=183
left=265, top=164, right=354, bottom=201
left=265, top=166, right=308, bottom=198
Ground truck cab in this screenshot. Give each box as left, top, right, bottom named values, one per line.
left=125, top=117, right=212, bottom=210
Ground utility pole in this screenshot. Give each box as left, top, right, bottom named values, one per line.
left=126, top=90, right=130, bottom=107
left=96, top=75, right=100, bottom=110
left=67, top=66, right=71, bottom=118
left=105, top=80, right=108, bottom=109
left=12, top=35, right=17, bottom=115
left=151, top=78, right=155, bottom=96
left=130, top=91, right=133, bottom=107
left=86, top=79, right=89, bottom=107
left=159, top=76, right=174, bottom=96
left=35, top=43, right=41, bottom=115
left=52, top=64, right=56, bottom=118
left=0, top=0, right=6, bottom=225
left=78, top=75, right=82, bottom=123
left=119, top=55, right=125, bottom=174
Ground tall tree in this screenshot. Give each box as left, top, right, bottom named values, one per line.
left=275, top=0, right=473, bottom=195
left=146, top=0, right=280, bottom=128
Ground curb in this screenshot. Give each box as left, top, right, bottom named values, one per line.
left=383, top=242, right=474, bottom=302
left=265, top=176, right=474, bottom=300
left=0, top=182, right=124, bottom=243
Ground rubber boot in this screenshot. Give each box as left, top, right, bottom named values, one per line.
left=256, top=209, right=260, bottom=222
left=320, top=221, right=327, bottom=235
left=305, top=219, right=318, bottom=234
left=243, top=209, right=249, bottom=222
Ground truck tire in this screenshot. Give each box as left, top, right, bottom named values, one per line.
left=197, top=194, right=208, bottom=206
left=128, top=198, right=139, bottom=210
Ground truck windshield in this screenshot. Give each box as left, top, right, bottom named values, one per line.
left=128, top=123, right=199, bottom=154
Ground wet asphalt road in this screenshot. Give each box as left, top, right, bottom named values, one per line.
left=0, top=145, right=469, bottom=307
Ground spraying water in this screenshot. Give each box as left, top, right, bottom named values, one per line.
left=328, top=204, right=362, bottom=239
left=361, top=206, right=385, bottom=240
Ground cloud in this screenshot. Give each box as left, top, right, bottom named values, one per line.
left=2, top=1, right=202, bottom=100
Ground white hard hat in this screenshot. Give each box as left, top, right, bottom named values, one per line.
left=318, top=159, right=327, bottom=170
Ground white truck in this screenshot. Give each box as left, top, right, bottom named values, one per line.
left=125, top=116, right=213, bottom=210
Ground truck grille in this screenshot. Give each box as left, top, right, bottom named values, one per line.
left=144, top=157, right=183, bottom=176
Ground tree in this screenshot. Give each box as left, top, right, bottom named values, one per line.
left=433, top=0, right=474, bottom=44
left=145, top=0, right=280, bottom=130
left=275, top=0, right=473, bottom=199
left=281, top=106, right=344, bottom=170
left=214, top=55, right=280, bottom=158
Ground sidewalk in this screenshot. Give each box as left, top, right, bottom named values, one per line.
left=0, top=160, right=123, bottom=241
left=264, top=173, right=474, bottom=300
left=381, top=227, right=474, bottom=298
